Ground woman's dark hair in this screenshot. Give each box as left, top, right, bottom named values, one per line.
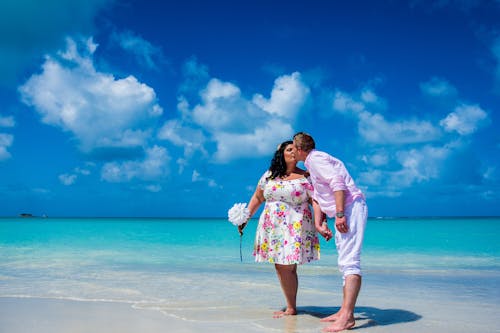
left=267, top=140, right=293, bottom=180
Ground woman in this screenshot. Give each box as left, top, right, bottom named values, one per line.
left=238, top=140, right=331, bottom=317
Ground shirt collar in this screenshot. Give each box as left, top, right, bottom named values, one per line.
left=304, top=149, right=316, bottom=168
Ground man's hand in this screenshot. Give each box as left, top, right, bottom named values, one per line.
left=335, top=216, right=348, bottom=233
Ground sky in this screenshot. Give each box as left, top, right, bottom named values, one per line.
left=0, top=0, right=499, bottom=218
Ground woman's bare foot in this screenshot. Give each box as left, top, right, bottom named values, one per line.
left=273, top=308, right=297, bottom=318
left=322, top=314, right=355, bottom=332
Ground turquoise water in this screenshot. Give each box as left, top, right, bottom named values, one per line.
left=1, top=217, right=499, bottom=312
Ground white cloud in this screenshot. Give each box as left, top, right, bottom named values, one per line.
left=101, top=145, right=170, bottom=183
left=157, top=119, right=208, bottom=157
left=420, top=77, right=458, bottom=99
left=358, top=111, right=441, bottom=144
left=213, top=119, right=294, bottom=163
left=0, top=116, right=15, bottom=127
left=332, top=91, right=368, bottom=115
left=191, top=79, right=248, bottom=131
left=58, top=163, right=95, bottom=185
left=19, top=37, right=163, bottom=153
left=391, top=145, right=450, bottom=187
left=59, top=173, right=77, bottom=186
left=192, top=170, right=201, bottom=182
left=332, top=87, right=387, bottom=115
left=483, top=166, right=497, bottom=182
left=253, top=72, right=310, bottom=119
left=0, top=133, right=13, bottom=160
left=359, top=144, right=451, bottom=197
left=332, top=89, right=440, bottom=144
left=192, top=170, right=219, bottom=188
left=178, top=57, right=210, bottom=94
left=358, top=169, right=383, bottom=186
left=75, top=167, right=91, bottom=176
left=113, top=30, right=164, bottom=70
left=0, top=115, right=14, bottom=161
left=440, top=103, right=488, bottom=135
left=145, top=184, right=162, bottom=192
left=361, top=151, right=389, bottom=167
left=169, top=71, right=309, bottom=163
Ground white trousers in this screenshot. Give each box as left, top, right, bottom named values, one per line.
left=335, top=198, right=368, bottom=282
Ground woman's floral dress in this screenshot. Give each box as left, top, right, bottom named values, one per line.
left=253, top=171, right=320, bottom=265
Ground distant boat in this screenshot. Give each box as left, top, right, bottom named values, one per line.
left=19, top=213, right=34, bottom=218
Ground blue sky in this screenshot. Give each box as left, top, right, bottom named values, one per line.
left=0, top=0, right=499, bottom=217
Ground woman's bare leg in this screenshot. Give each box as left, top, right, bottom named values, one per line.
left=273, top=264, right=298, bottom=318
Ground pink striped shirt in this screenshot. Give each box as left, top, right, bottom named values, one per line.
left=304, top=150, right=365, bottom=218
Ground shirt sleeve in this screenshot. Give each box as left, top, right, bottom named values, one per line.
left=309, top=153, right=347, bottom=192
left=258, top=171, right=271, bottom=190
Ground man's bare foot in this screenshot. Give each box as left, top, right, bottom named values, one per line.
left=273, top=308, right=297, bottom=318
left=320, top=312, right=340, bottom=322
left=322, top=315, right=355, bottom=332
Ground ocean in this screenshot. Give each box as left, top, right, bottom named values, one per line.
left=1, top=217, right=499, bottom=332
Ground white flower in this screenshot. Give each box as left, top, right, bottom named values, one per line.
left=228, top=203, right=250, bottom=226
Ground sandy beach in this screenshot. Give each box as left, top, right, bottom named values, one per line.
left=1, top=284, right=498, bottom=333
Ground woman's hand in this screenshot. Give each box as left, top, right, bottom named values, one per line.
left=316, top=220, right=333, bottom=241
left=238, top=222, right=247, bottom=236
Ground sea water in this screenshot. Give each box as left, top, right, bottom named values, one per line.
left=1, top=217, right=499, bottom=325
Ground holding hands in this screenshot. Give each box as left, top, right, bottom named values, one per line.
left=316, top=214, right=333, bottom=241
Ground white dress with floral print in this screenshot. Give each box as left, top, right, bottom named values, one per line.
left=253, top=171, right=320, bottom=265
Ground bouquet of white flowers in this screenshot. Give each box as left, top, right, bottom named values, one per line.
left=227, top=202, right=250, bottom=262
left=228, top=202, right=250, bottom=226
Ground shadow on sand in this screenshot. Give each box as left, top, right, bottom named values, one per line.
left=296, top=306, right=422, bottom=329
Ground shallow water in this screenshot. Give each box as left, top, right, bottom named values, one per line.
left=1, top=217, right=499, bottom=331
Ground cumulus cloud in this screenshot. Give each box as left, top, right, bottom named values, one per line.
left=392, top=145, right=450, bottom=186
left=19, top=37, right=163, bottom=154
left=253, top=72, right=310, bottom=119
left=101, top=145, right=170, bottom=183
left=213, top=119, right=294, bottom=162
left=332, top=89, right=441, bottom=144
left=157, top=119, right=208, bottom=159
left=358, top=112, right=441, bottom=144
left=440, top=103, right=489, bottom=135
left=191, top=78, right=251, bottom=131
left=331, top=83, right=490, bottom=198
left=160, top=69, right=309, bottom=164
left=359, top=144, right=451, bottom=197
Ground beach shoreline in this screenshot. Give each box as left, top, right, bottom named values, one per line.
left=1, top=217, right=499, bottom=332
left=1, top=288, right=498, bottom=333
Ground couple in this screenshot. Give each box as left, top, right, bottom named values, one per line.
left=238, top=132, right=368, bottom=332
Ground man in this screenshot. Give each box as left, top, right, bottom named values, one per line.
left=293, top=132, right=368, bottom=333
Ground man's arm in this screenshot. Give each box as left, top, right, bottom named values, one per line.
left=334, top=190, right=348, bottom=233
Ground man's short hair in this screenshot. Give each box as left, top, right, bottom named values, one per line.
left=293, top=132, right=315, bottom=152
